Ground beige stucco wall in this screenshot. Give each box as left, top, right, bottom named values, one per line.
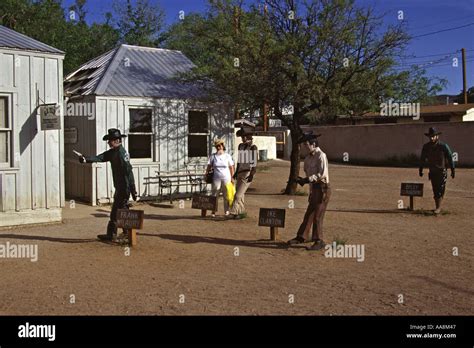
left=302, top=122, right=474, bottom=166
left=233, top=135, right=277, bottom=162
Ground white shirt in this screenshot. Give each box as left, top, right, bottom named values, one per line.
left=208, top=152, right=234, bottom=181
left=304, top=147, right=329, bottom=184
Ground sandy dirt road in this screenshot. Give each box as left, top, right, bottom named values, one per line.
left=0, top=160, right=472, bottom=315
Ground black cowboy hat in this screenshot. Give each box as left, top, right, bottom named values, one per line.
left=102, top=128, right=127, bottom=141
left=297, top=131, right=322, bottom=144
left=236, top=127, right=254, bottom=137
left=424, top=127, right=442, bottom=137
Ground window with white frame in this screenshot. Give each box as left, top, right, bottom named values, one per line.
left=128, top=108, right=153, bottom=159
left=188, top=110, right=208, bottom=157
left=0, top=96, right=11, bottom=167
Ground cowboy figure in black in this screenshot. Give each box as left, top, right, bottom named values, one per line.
left=79, top=128, right=137, bottom=241
left=419, top=127, right=455, bottom=215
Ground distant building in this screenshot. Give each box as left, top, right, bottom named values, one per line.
left=64, top=44, right=233, bottom=205
left=0, top=25, right=65, bottom=227
left=336, top=103, right=474, bottom=125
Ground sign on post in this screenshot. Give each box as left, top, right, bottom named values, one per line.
left=64, top=127, right=78, bottom=144
left=258, top=208, right=285, bottom=241
left=192, top=194, right=218, bottom=217
left=400, top=183, right=424, bottom=211
left=40, top=104, right=61, bottom=130
left=116, top=209, right=144, bottom=246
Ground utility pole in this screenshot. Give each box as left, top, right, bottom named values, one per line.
left=462, top=48, right=468, bottom=104
left=263, top=103, right=269, bottom=131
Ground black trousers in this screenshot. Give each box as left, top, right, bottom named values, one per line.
left=429, top=169, right=447, bottom=199
left=107, top=190, right=130, bottom=236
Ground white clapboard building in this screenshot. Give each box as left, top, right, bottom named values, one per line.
left=64, top=44, right=233, bottom=205
left=0, top=25, right=65, bottom=227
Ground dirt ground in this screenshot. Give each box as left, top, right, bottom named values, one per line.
left=0, top=160, right=473, bottom=315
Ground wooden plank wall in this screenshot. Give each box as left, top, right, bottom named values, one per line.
left=64, top=95, right=233, bottom=204
left=0, top=49, right=64, bottom=213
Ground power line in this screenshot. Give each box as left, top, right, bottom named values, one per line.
left=403, top=50, right=459, bottom=59
left=394, top=55, right=452, bottom=67
left=412, top=22, right=474, bottom=39
left=409, top=14, right=473, bottom=32
left=392, top=58, right=474, bottom=70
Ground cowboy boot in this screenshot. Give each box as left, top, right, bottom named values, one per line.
left=434, top=198, right=442, bottom=215
left=98, top=221, right=118, bottom=241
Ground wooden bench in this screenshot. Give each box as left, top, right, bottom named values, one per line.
left=144, top=164, right=208, bottom=203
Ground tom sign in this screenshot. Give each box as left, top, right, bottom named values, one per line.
left=192, top=194, right=218, bottom=211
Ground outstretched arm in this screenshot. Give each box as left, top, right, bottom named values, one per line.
left=80, top=151, right=108, bottom=163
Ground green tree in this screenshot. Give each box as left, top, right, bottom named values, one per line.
left=454, top=86, right=474, bottom=104
left=164, top=0, right=414, bottom=194
left=114, top=0, right=165, bottom=47
left=0, top=0, right=119, bottom=74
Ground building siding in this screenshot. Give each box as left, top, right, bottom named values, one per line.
left=0, top=48, right=64, bottom=225
left=65, top=95, right=234, bottom=204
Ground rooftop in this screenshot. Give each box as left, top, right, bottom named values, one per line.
left=0, top=25, right=64, bottom=55
left=64, top=44, right=207, bottom=99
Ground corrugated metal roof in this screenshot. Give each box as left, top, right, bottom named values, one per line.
left=64, top=47, right=119, bottom=96
left=64, top=44, right=207, bottom=99
left=0, top=25, right=64, bottom=55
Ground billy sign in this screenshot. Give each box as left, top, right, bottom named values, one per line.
left=400, top=183, right=424, bottom=211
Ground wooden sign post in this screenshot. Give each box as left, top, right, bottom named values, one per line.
left=116, top=209, right=144, bottom=247
left=400, top=183, right=424, bottom=211
left=258, top=208, right=286, bottom=241
left=192, top=194, right=218, bottom=217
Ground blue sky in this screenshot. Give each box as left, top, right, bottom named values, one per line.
left=63, top=0, right=474, bottom=95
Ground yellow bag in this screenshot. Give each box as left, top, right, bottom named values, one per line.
left=225, top=182, right=236, bottom=207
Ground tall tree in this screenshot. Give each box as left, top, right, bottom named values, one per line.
left=114, top=0, right=165, bottom=47
left=0, top=0, right=120, bottom=74
left=164, top=0, right=416, bottom=194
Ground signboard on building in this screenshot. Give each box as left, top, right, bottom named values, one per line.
left=269, top=119, right=282, bottom=128
left=40, top=104, right=61, bottom=130
left=64, top=127, right=78, bottom=144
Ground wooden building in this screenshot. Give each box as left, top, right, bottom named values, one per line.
left=0, top=25, right=65, bottom=227
left=64, top=44, right=234, bottom=205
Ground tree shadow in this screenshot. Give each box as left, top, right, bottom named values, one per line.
left=91, top=213, right=109, bottom=218
left=141, top=233, right=288, bottom=250
left=144, top=213, right=232, bottom=221
left=0, top=234, right=96, bottom=244
left=410, top=275, right=474, bottom=296
left=327, top=208, right=407, bottom=214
